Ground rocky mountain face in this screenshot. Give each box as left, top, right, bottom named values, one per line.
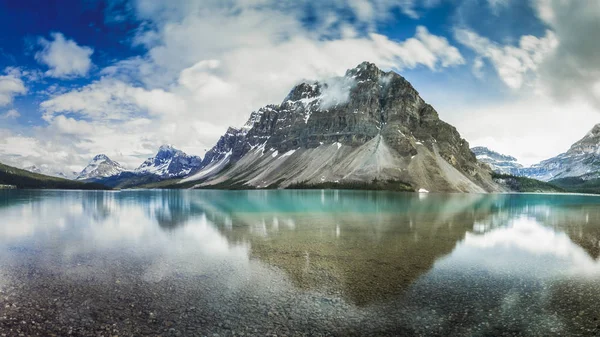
left=520, top=124, right=600, bottom=181
left=24, top=165, right=77, bottom=180
left=181, top=62, right=500, bottom=193
left=471, top=146, right=524, bottom=175
left=136, top=145, right=202, bottom=178
left=76, top=155, right=127, bottom=180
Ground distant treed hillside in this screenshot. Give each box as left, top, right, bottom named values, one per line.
left=550, top=177, right=600, bottom=194
left=0, top=162, right=110, bottom=190
left=491, top=173, right=565, bottom=193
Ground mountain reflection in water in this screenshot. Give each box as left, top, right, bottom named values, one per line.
left=1, top=190, right=600, bottom=336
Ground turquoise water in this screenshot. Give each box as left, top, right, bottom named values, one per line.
left=1, top=190, right=600, bottom=336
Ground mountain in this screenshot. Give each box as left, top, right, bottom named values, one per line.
left=0, top=161, right=109, bottom=190
left=179, top=62, right=500, bottom=193
left=83, top=145, right=202, bottom=188
left=135, top=145, right=202, bottom=178
left=522, top=124, right=600, bottom=181
left=76, top=154, right=127, bottom=180
left=24, top=165, right=77, bottom=180
left=471, top=146, right=524, bottom=175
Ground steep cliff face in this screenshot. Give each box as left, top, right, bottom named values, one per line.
left=183, top=62, right=500, bottom=192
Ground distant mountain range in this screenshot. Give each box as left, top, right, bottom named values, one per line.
left=24, top=165, right=78, bottom=180
left=134, top=145, right=202, bottom=178
left=524, top=124, right=600, bottom=181
left=0, top=162, right=108, bottom=190
left=76, top=145, right=202, bottom=188
left=471, top=147, right=525, bottom=176
left=5, top=62, right=600, bottom=193
left=473, top=124, right=600, bottom=184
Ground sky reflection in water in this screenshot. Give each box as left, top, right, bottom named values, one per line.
left=1, top=190, right=600, bottom=336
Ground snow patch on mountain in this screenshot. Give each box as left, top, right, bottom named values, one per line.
left=471, top=146, right=524, bottom=175
left=520, top=124, right=600, bottom=181
left=24, top=165, right=78, bottom=180
left=76, top=154, right=127, bottom=180
left=135, top=145, right=202, bottom=178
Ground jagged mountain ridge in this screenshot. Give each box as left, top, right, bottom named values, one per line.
left=522, top=124, right=600, bottom=181
left=136, top=145, right=202, bottom=178
left=81, top=145, right=202, bottom=188
left=182, top=62, right=500, bottom=193
left=471, top=146, right=524, bottom=175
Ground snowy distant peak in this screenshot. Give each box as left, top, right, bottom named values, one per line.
left=135, top=145, right=202, bottom=178
left=24, top=165, right=77, bottom=180
left=471, top=146, right=524, bottom=175
left=76, top=154, right=126, bottom=180
left=472, top=147, right=518, bottom=162
left=517, top=123, right=600, bottom=181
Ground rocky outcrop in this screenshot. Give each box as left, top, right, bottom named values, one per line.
left=182, top=62, right=500, bottom=193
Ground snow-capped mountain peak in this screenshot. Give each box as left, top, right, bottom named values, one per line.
left=471, top=146, right=524, bottom=175
left=135, top=145, right=202, bottom=178
left=522, top=123, right=600, bottom=181
left=181, top=62, right=499, bottom=192
left=76, top=154, right=127, bottom=181
left=24, top=165, right=78, bottom=180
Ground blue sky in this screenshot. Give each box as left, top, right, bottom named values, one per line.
left=0, top=0, right=598, bottom=173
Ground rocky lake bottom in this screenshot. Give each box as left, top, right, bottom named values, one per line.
left=1, top=190, right=600, bottom=336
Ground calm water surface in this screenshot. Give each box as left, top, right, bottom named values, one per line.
left=1, top=190, right=600, bottom=336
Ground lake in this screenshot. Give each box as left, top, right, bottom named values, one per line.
left=1, top=190, right=600, bottom=336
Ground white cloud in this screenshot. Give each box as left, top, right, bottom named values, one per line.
left=30, top=5, right=465, bottom=170
left=35, top=33, right=94, bottom=79
left=0, top=70, right=26, bottom=107
left=454, top=28, right=558, bottom=89
left=2, top=109, right=20, bottom=119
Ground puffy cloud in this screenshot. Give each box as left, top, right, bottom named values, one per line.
left=35, top=33, right=94, bottom=79
left=0, top=0, right=465, bottom=171
left=454, top=28, right=558, bottom=89
left=0, top=70, right=26, bottom=107
left=35, top=15, right=464, bottom=169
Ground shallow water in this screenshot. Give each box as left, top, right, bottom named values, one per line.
left=1, top=190, right=600, bottom=336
